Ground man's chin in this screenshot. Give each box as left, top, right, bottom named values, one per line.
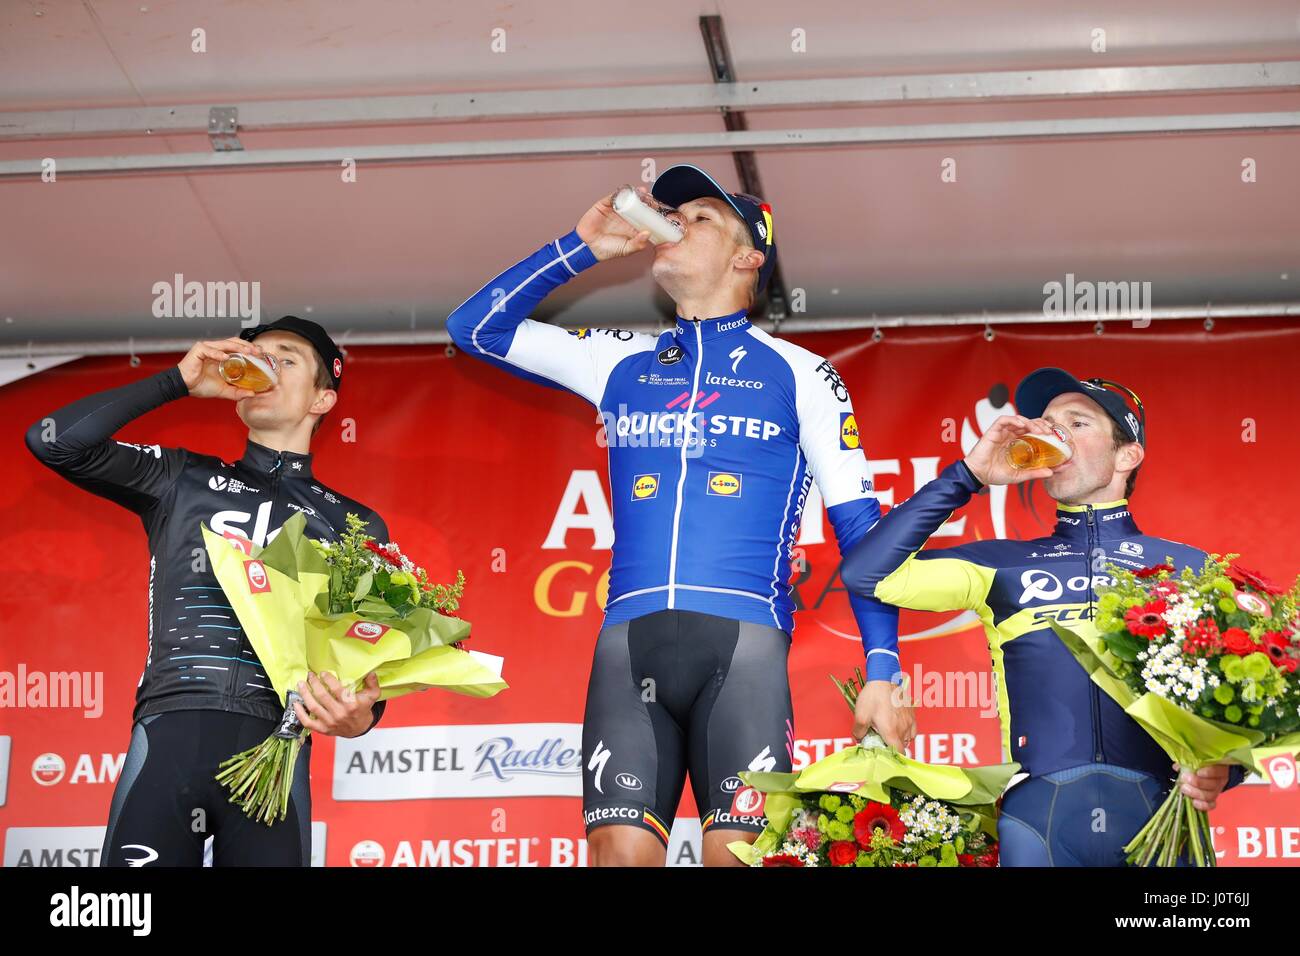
left=1043, top=474, right=1083, bottom=503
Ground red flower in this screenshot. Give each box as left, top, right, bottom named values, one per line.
left=828, top=841, right=859, bottom=867
left=1182, top=619, right=1223, bottom=657
left=1228, top=565, right=1284, bottom=595
left=1134, top=564, right=1176, bottom=579
left=762, top=854, right=805, bottom=867
left=975, top=845, right=999, bottom=867
left=1221, top=627, right=1257, bottom=657
left=364, top=540, right=403, bottom=568
left=854, top=801, right=906, bottom=848
left=1262, top=631, right=1298, bottom=672
left=1125, top=600, right=1168, bottom=639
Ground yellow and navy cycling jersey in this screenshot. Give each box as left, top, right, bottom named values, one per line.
left=842, top=459, right=1208, bottom=783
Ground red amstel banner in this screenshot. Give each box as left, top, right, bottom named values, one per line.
left=1, top=318, right=1297, bottom=866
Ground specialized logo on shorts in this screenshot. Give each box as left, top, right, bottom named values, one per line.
left=347, top=621, right=389, bottom=643
left=707, top=472, right=742, bottom=496
left=657, top=345, right=685, bottom=366
left=244, top=559, right=271, bottom=593
left=614, top=772, right=642, bottom=791
left=839, top=412, right=860, bottom=450
left=587, top=741, right=612, bottom=794
left=730, top=786, right=766, bottom=817
left=748, top=746, right=777, bottom=773
left=631, top=474, right=659, bottom=500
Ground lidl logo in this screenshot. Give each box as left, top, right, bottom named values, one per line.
left=839, top=413, right=860, bottom=450
left=632, top=474, right=659, bottom=500
left=707, top=472, right=742, bottom=497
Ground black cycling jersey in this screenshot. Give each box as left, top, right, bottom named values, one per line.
left=24, top=365, right=388, bottom=728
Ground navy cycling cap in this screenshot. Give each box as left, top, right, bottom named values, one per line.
left=1015, top=367, right=1145, bottom=446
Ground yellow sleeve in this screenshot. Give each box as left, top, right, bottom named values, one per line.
left=874, top=552, right=997, bottom=613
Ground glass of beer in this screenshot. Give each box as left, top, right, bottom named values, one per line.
left=1005, top=423, right=1073, bottom=470
left=219, top=352, right=279, bottom=392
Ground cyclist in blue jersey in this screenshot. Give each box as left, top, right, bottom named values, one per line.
left=842, top=368, right=1242, bottom=865
left=447, top=165, right=912, bottom=866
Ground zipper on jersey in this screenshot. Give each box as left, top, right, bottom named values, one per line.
left=666, top=321, right=704, bottom=609
left=1086, top=503, right=1104, bottom=762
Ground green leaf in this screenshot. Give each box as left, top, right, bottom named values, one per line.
left=352, top=570, right=374, bottom=603
left=1106, top=629, right=1147, bottom=662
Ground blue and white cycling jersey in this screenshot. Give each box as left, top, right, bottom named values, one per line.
left=447, top=228, right=900, bottom=678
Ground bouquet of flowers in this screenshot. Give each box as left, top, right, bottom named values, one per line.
left=200, top=511, right=507, bottom=824
left=1050, top=554, right=1300, bottom=866
left=728, top=668, right=1019, bottom=867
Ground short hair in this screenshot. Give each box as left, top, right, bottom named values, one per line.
left=1109, top=416, right=1140, bottom=498
left=309, top=348, right=332, bottom=436
left=729, top=213, right=761, bottom=311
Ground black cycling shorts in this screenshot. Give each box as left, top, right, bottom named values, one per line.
left=580, top=608, right=794, bottom=845
left=101, top=709, right=312, bottom=867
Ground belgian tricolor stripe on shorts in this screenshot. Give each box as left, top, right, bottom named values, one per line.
left=643, top=808, right=671, bottom=844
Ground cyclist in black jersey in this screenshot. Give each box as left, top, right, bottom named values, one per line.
left=24, top=316, right=389, bottom=867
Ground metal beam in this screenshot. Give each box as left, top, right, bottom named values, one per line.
left=2, top=308, right=1294, bottom=360
left=697, top=13, right=792, bottom=322
left=3, top=110, right=1297, bottom=180
left=2, top=61, right=1298, bottom=141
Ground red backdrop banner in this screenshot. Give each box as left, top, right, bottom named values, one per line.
left=1, top=318, right=1297, bottom=866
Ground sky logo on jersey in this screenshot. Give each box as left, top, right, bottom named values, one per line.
left=707, top=472, right=742, bottom=497
left=839, top=412, right=860, bottom=450
left=244, top=559, right=271, bottom=593
left=631, top=474, right=659, bottom=500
